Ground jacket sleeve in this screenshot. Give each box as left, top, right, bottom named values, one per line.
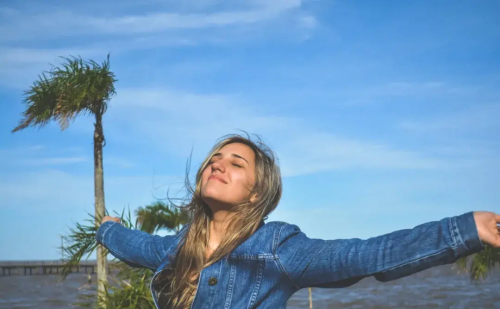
left=275, top=211, right=484, bottom=289
left=96, top=221, right=178, bottom=271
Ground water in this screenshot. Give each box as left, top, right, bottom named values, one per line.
left=1, top=265, right=498, bottom=309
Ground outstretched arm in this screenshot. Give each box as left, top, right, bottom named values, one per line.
left=96, top=216, right=179, bottom=271
left=276, top=211, right=498, bottom=289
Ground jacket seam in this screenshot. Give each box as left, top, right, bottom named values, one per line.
left=274, top=224, right=300, bottom=290
left=447, top=217, right=459, bottom=258
left=247, top=260, right=265, bottom=309
left=227, top=254, right=274, bottom=261
left=223, top=263, right=236, bottom=309
left=152, top=235, right=176, bottom=265
left=155, top=224, right=190, bottom=270
left=100, top=222, right=160, bottom=270
left=99, top=221, right=117, bottom=243
left=376, top=247, right=449, bottom=275
left=152, top=242, right=163, bottom=264
left=110, top=244, right=149, bottom=269
left=452, top=216, right=467, bottom=256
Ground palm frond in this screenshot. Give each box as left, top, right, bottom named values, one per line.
left=12, top=72, right=59, bottom=132
left=59, top=209, right=135, bottom=280
left=60, top=203, right=190, bottom=307
left=75, top=266, right=155, bottom=309
left=135, top=201, right=191, bottom=234
left=13, top=54, right=117, bottom=132
left=455, top=245, right=500, bottom=282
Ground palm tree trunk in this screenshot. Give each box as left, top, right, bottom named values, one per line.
left=94, top=111, right=107, bottom=302
left=308, top=287, right=313, bottom=309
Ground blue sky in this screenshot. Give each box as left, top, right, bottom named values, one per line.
left=0, top=0, right=499, bottom=260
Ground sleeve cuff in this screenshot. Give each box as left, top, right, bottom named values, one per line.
left=96, top=221, right=120, bottom=245
left=451, top=211, right=484, bottom=257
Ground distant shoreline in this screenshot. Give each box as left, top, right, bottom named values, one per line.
left=0, top=260, right=99, bottom=266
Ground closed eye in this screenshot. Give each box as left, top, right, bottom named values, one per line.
left=232, top=163, right=242, bottom=168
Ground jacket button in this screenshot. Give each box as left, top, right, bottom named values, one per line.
left=208, top=277, right=218, bottom=286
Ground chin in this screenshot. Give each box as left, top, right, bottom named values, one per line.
left=201, top=191, right=232, bottom=211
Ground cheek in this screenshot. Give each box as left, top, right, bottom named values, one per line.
left=199, top=169, right=211, bottom=191
left=234, top=172, right=253, bottom=191
left=201, top=167, right=211, bottom=180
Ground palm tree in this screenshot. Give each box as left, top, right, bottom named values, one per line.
left=13, top=55, right=117, bottom=300
left=136, top=201, right=191, bottom=234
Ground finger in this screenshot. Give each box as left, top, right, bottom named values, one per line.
left=496, top=214, right=500, bottom=222
left=102, top=216, right=120, bottom=223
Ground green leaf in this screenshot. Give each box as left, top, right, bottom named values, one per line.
left=13, top=54, right=116, bottom=132
left=455, top=245, right=500, bottom=282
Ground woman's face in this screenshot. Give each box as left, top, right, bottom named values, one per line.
left=201, top=143, right=256, bottom=210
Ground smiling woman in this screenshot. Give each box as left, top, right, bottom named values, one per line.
left=97, top=133, right=500, bottom=309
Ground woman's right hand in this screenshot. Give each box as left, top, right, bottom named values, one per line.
left=474, top=211, right=500, bottom=248
left=102, top=216, right=121, bottom=224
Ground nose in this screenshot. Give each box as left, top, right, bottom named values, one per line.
left=211, top=159, right=226, bottom=173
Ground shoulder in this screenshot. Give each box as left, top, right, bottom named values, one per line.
left=262, top=221, right=301, bottom=234
left=227, top=221, right=300, bottom=256
left=259, top=221, right=303, bottom=252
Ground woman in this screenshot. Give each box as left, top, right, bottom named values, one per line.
left=97, top=134, right=499, bottom=309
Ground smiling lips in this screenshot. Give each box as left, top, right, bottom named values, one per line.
left=208, top=175, right=227, bottom=184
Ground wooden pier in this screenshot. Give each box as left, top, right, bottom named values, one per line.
left=0, top=260, right=116, bottom=276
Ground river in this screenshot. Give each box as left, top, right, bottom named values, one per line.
left=0, top=265, right=498, bottom=309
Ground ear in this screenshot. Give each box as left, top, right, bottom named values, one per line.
left=250, top=193, right=258, bottom=203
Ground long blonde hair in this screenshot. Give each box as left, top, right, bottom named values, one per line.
left=165, top=134, right=282, bottom=308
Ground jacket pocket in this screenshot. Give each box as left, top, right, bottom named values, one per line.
left=224, top=255, right=265, bottom=309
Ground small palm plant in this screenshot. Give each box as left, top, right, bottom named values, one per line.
left=455, top=245, right=500, bottom=282
left=136, top=201, right=191, bottom=234
left=61, top=203, right=190, bottom=308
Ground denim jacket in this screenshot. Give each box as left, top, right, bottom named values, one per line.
left=96, top=211, right=483, bottom=309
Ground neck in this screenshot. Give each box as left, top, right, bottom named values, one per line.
left=209, top=209, right=234, bottom=240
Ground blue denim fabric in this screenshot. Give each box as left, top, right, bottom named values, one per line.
left=96, top=211, right=484, bottom=309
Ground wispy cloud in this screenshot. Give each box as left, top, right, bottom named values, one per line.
left=0, top=145, right=87, bottom=166
left=105, top=156, right=135, bottom=168
left=103, top=87, right=444, bottom=176
left=0, top=145, right=45, bottom=155
left=0, top=0, right=316, bottom=88
left=0, top=169, right=177, bottom=211
left=0, top=0, right=313, bottom=43
left=0, top=47, right=102, bottom=88
left=277, top=133, right=441, bottom=176
left=344, top=81, right=481, bottom=105
left=14, top=156, right=88, bottom=166
left=398, top=102, right=500, bottom=134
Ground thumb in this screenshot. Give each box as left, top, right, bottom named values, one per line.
left=102, top=216, right=121, bottom=223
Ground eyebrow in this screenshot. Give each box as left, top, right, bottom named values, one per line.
left=213, top=153, right=249, bottom=164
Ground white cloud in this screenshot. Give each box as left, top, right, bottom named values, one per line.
left=102, top=87, right=443, bottom=176
left=0, top=47, right=97, bottom=64
left=0, top=169, right=178, bottom=211
left=0, top=1, right=316, bottom=88
left=297, top=14, right=317, bottom=29
left=343, top=81, right=482, bottom=106
left=0, top=0, right=309, bottom=43
left=398, top=103, right=500, bottom=134
left=0, top=47, right=103, bottom=88
left=14, top=156, right=88, bottom=165
left=276, top=133, right=442, bottom=176
left=0, top=145, right=45, bottom=155
left=0, top=144, right=89, bottom=166
left=105, top=156, right=135, bottom=168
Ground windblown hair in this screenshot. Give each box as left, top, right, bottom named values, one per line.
left=163, top=134, right=282, bottom=309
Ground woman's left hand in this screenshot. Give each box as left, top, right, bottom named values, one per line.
left=474, top=211, right=500, bottom=247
